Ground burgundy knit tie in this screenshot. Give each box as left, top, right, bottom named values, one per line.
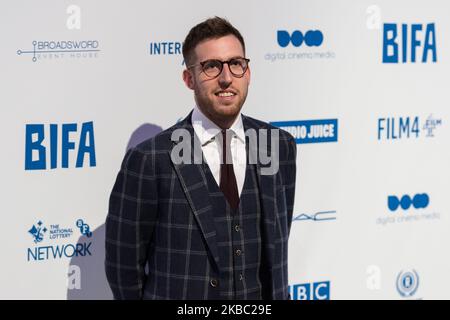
left=219, top=129, right=239, bottom=210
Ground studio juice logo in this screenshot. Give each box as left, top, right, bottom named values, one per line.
left=17, top=40, right=100, bottom=62
left=271, top=119, right=338, bottom=144
left=27, top=219, right=93, bottom=262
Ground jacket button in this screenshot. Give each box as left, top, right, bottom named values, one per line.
left=234, top=225, right=240, bottom=232
left=210, top=279, right=218, bottom=288
left=235, top=249, right=242, bottom=256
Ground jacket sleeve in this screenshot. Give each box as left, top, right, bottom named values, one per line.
left=105, top=146, right=158, bottom=299
left=283, top=134, right=297, bottom=233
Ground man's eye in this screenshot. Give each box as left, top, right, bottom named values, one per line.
left=204, top=61, right=220, bottom=69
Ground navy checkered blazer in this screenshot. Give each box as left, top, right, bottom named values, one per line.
left=105, top=111, right=297, bottom=300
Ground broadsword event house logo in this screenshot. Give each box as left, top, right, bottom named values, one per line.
left=17, top=40, right=101, bottom=62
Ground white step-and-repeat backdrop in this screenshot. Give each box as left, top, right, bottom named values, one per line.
left=1, top=0, right=449, bottom=299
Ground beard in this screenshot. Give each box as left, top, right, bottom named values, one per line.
left=194, top=86, right=248, bottom=126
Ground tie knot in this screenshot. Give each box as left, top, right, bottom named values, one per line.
left=221, top=129, right=232, bottom=164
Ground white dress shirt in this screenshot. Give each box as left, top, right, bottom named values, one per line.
left=191, top=106, right=247, bottom=196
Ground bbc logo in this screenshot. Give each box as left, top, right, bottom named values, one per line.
left=289, top=281, right=330, bottom=300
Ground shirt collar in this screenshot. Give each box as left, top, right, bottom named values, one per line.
left=191, top=105, right=245, bottom=146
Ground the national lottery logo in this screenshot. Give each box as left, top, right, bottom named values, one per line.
left=396, top=270, right=419, bottom=298
left=17, top=40, right=100, bottom=62
left=27, top=218, right=93, bottom=243
left=270, top=119, right=338, bottom=144
left=26, top=218, right=94, bottom=262
left=28, top=221, right=47, bottom=244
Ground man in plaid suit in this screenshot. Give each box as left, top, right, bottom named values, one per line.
left=105, top=17, right=297, bottom=300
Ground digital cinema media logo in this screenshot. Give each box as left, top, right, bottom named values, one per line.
left=27, top=219, right=93, bottom=262
left=265, top=28, right=336, bottom=62
left=25, top=121, right=96, bottom=170
left=382, top=23, right=437, bottom=63
left=388, top=194, right=429, bottom=212
left=17, top=40, right=101, bottom=62
left=377, top=114, right=442, bottom=141
left=271, top=119, right=338, bottom=144
left=376, top=193, right=440, bottom=226
left=277, top=30, right=324, bottom=47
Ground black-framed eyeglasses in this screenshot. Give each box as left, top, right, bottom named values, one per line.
left=187, top=57, right=250, bottom=78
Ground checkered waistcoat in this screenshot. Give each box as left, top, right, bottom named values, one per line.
left=202, top=140, right=266, bottom=300
left=105, top=111, right=297, bottom=300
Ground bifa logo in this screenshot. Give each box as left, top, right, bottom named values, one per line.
left=289, top=281, right=330, bottom=300
left=382, top=23, right=437, bottom=63
left=271, top=119, right=338, bottom=144
left=377, top=115, right=442, bottom=140
left=17, top=40, right=100, bottom=62
left=25, top=121, right=96, bottom=170
left=277, top=30, right=324, bottom=47
left=388, top=194, right=429, bottom=212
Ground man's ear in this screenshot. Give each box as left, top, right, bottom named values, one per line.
left=247, top=65, right=251, bottom=86
left=182, top=69, right=195, bottom=90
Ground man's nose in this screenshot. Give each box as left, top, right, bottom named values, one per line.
left=218, top=63, right=233, bottom=87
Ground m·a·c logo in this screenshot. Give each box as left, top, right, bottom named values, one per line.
left=277, top=30, right=324, bottom=47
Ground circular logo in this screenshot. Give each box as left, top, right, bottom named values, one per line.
left=396, top=270, right=419, bottom=297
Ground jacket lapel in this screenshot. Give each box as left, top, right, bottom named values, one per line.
left=243, top=115, right=277, bottom=268
left=169, top=113, right=220, bottom=271
left=169, top=113, right=279, bottom=273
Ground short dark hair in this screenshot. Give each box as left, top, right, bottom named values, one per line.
left=182, top=16, right=246, bottom=67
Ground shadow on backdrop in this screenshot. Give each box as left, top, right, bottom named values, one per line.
left=66, top=123, right=163, bottom=299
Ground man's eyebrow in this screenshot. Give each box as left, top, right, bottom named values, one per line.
left=202, top=55, right=245, bottom=61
